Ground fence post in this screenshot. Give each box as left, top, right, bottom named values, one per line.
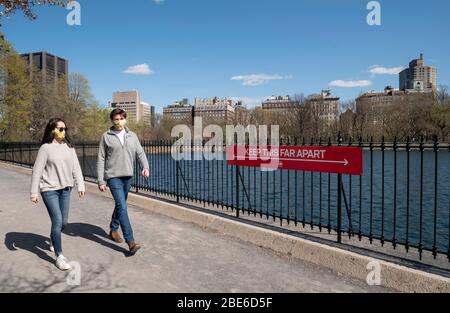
left=235, top=133, right=240, bottom=218
left=432, top=136, right=439, bottom=259
left=20, top=143, right=23, bottom=165
left=176, top=161, right=180, bottom=203
left=337, top=133, right=343, bottom=243
left=175, top=137, right=180, bottom=203
left=28, top=142, right=31, bottom=167
left=448, top=139, right=450, bottom=262
left=236, top=164, right=240, bottom=218
left=337, top=174, right=342, bottom=243
left=135, top=161, right=139, bottom=193
left=82, top=142, right=86, bottom=175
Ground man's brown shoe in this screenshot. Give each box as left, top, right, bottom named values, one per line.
left=128, top=241, right=141, bottom=255
left=109, top=231, right=124, bottom=243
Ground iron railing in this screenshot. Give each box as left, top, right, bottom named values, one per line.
left=1, top=137, right=449, bottom=262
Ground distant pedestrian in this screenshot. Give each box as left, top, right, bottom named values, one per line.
left=30, top=118, right=86, bottom=271
left=97, top=109, right=150, bottom=255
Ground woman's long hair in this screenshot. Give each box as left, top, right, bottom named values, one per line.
left=41, top=118, right=74, bottom=148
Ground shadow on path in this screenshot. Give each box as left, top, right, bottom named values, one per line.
left=63, top=223, right=129, bottom=256
left=4, top=232, right=54, bottom=264
left=4, top=223, right=129, bottom=264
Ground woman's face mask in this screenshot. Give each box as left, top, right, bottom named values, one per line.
left=53, top=128, right=66, bottom=141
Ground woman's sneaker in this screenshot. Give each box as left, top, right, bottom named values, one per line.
left=46, top=240, right=55, bottom=253
left=56, top=255, right=71, bottom=271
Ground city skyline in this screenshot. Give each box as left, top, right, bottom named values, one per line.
left=2, top=0, right=449, bottom=113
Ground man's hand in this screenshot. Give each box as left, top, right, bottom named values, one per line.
left=79, top=191, right=86, bottom=198
left=142, top=168, right=150, bottom=178
left=99, top=185, right=107, bottom=192
left=31, top=196, right=39, bottom=204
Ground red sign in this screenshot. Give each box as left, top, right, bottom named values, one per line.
left=226, top=145, right=363, bottom=176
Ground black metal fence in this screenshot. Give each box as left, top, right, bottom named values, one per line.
left=1, top=137, right=449, bottom=262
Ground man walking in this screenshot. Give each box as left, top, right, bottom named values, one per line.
left=97, top=109, right=150, bottom=255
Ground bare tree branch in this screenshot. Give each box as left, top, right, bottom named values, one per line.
left=0, top=0, right=66, bottom=21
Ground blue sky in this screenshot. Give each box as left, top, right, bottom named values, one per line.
left=2, top=0, right=449, bottom=112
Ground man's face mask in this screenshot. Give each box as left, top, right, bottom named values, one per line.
left=113, top=119, right=127, bottom=128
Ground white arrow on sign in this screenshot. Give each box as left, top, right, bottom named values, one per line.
left=275, top=158, right=348, bottom=166
left=244, top=156, right=349, bottom=166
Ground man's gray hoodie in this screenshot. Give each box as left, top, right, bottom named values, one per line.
left=97, top=127, right=149, bottom=186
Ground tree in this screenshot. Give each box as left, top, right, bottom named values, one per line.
left=78, top=104, right=111, bottom=141
left=66, top=73, right=99, bottom=138
left=27, top=70, right=107, bottom=142
left=0, top=34, right=112, bottom=143
left=233, top=102, right=252, bottom=126
left=65, top=73, right=112, bottom=141
left=431, top=102, right=450, bottom=140
left=0, top=33, right=7, bottom=128
left=382, top=100, right=409, bottom=141
left=28, top=69, right=68, bottom=141
left=304, top=95, right=325, bottom=139
left=339, top=108, right=357, bottom=141
left=0, top=33, right=32, bottom=141
left=69, top=73, right=97, bottom=106
left=436, top=85, right=449, bottom=105
left=0, top=0, right=65, bottom=22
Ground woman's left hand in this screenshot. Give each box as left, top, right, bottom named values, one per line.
left=79, top=191, right=85, bottom=198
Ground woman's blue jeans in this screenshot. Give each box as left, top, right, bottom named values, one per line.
left=41, top=187, right=72, bottom=257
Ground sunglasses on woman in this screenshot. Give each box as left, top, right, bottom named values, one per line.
left=56, top=127, right=67, bottom=132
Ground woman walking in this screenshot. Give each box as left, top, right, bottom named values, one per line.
left=30, top=118, right=85, bottom=271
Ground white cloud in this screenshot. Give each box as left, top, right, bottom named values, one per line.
left=329, top=80, right=372, bottom=88
left=153, top=0, right=165, bottom=4
left=369, top=66, right=404, bottom=75
left=231, top=74, right=292, bottom=87
left=123, top=64, right=154, bottom=75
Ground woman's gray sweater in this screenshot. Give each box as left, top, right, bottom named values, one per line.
left=30, top=143, right=85, bottom=197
